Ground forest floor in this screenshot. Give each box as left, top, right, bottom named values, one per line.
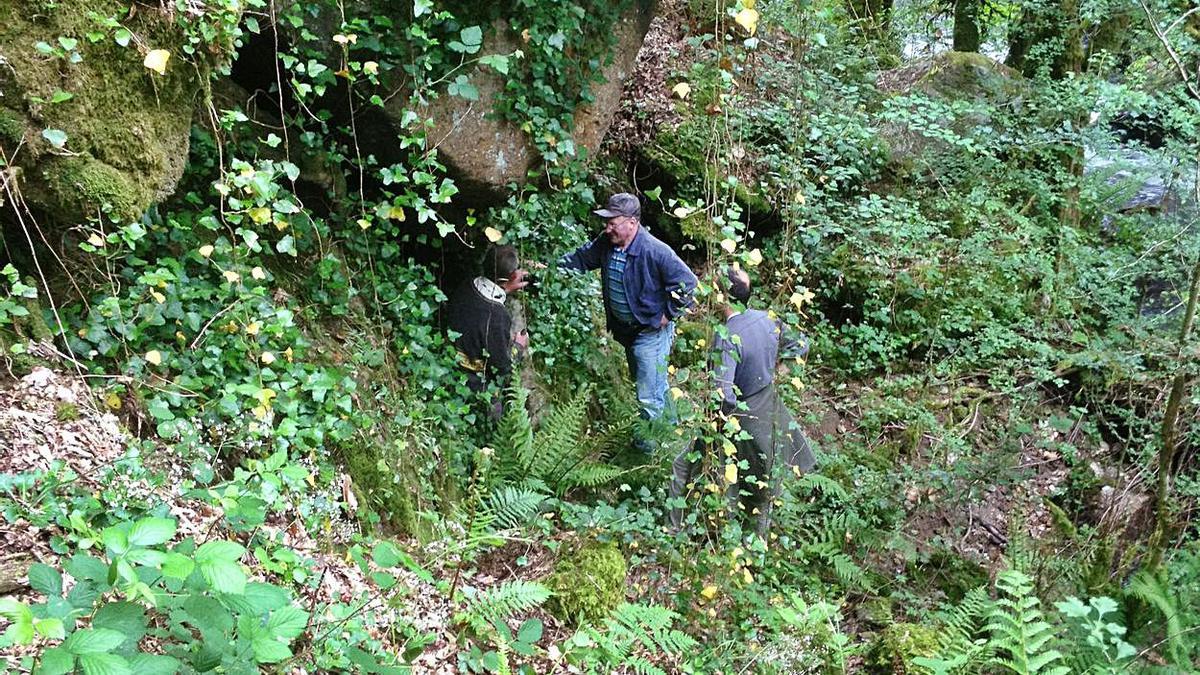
left=1, top=354, right=1153, bottom=672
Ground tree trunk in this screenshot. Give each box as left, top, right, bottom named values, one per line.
left=1006, top=0, right=1084, bottom=78
left=1147, top=255, right=1200, bottom=571
left=845, top=0, right=897, bottom=53
left=952, top=0, right=981, bottom=52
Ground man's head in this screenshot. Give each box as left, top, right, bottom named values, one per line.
left=594, top=193, right=641, bottom=248
left=482, top=245, right=519, bottom=285
left=723, top=266, right=752, bottom=304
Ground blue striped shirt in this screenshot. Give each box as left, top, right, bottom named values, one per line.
left=606, top=249, right=637, bottom=324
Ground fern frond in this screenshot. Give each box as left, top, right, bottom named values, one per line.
left=986, top=570, right=1069, bottom=675
left=457, top=581, right=551, bottom=633
left=794, top=473, right=851, bottom=502
left=495, top=380, right=534, bottom=482
left=560, top=462, right=627, bottom=492
left=529, top=384, right=591, bottom=481
left=482, top=486, right=546, bottom=531
left=1126, top=569, right=1186, bottom=665
left=627, top=655, right=667, bottom=675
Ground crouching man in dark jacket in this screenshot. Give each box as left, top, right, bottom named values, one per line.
left=447, top=245, right=530, bottom=416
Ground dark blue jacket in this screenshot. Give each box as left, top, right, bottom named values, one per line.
left=560, top=228, right=698, bottom=331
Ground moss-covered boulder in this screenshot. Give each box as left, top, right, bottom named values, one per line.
left=0, top=1, right=225, bottom=225
left=865, top=622, right=940, bottom=673
left=546, top=540, right=627, bottom=625
left=877, top=51, right=1024, bottom=101
left=876, top=51, right=1027, bottom=174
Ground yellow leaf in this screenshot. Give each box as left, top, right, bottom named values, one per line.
left=150, top=290, right=166, bottom=304
left=720, top=238, right=737, bottom=254
left=484, top=226, right=503, bottom=243
left=251, top=266, right=266, bottom=280
left=791, top=376, right=804, bottom=390
left=672, top=206, right=695, bottom=219
left=199, top=244, right=214, bottom=258
left=363, top=60, right=379, bottom=75
left=743, top=568, right=754, bottom=584
left=145, top=350, right=162, bottom=366
left=357, top=218, right=371, bottom=230
left=700, top=585, right=718, bottom=600
left=260, top=351, right=276, bottom=365
left=249, top=207, right=271, bottom=224
left=789, top=287, right=815, bottom=308
left=746, top=248, right=763, bottom=266
left=333, top=33, right=357, bottom=44
left=143, top=49, right=170, bottom=74
left=724, top=462, right=738, bottom=485
left=284, top=347, right=294, bottom=362
left=245, top=321, right=260, bottom=335
left=223, top=270, right=241, bottom=283
left=386, top=206, right=406, bottom=221
left=793, top=190, right=806, bottom=205
left=105, top=393, right=122, bottom=410
left=256, top=387, right=277, bottom=406
left=274, top=218, right=289, bottom=231
left=87, top=233, right=104, bottom=247
left=672, top=82, right=691, bottom=99
left=670, top=386, right=685, bottom=400
left=251, top=405, right=268, bottom=420
left=734, top=8, right=760, bottom=35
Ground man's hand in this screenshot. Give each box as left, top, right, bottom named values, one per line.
left=503, top=269, right=531, bottom=293
left=658, top=314, right=670, bottom=329
left=514, top=329, right=529, bottom=349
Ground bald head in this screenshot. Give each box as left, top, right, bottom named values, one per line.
left=725, top=267, right=751, bottom=303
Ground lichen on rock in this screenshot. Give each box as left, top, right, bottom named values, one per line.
left=546, top=540, right=627, bottom=626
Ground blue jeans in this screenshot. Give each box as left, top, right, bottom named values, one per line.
left=617, top=321, right=676, bottom=426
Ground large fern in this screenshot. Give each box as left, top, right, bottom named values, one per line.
left=985, top=570, right=1069, bottom=675
left=493, top=384, right=627, bottom=495
left=494, top=378, right=534, bottom=483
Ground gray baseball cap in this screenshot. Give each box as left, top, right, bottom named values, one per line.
left=593, top=192, right=641, bottom=219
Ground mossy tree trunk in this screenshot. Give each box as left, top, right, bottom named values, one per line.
left=952, top=0, right=981, bottom=52
left=846, top=0, right=897, bottom=56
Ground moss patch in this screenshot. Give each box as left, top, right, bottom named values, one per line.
left=41, top=155, right=147, bottom=222
left=343, top=439, right=420, bottom=534
left=0, top=106, right=24, bottom=146
left=866, top=622, right=940, bottom=673
left=546, top=540, right=627, bottom=626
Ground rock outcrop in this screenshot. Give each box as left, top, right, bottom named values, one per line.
left=411, top=6, right=656, bottom=195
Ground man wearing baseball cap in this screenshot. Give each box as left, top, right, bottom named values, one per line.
left=560, top=192, right=698, bottom=453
